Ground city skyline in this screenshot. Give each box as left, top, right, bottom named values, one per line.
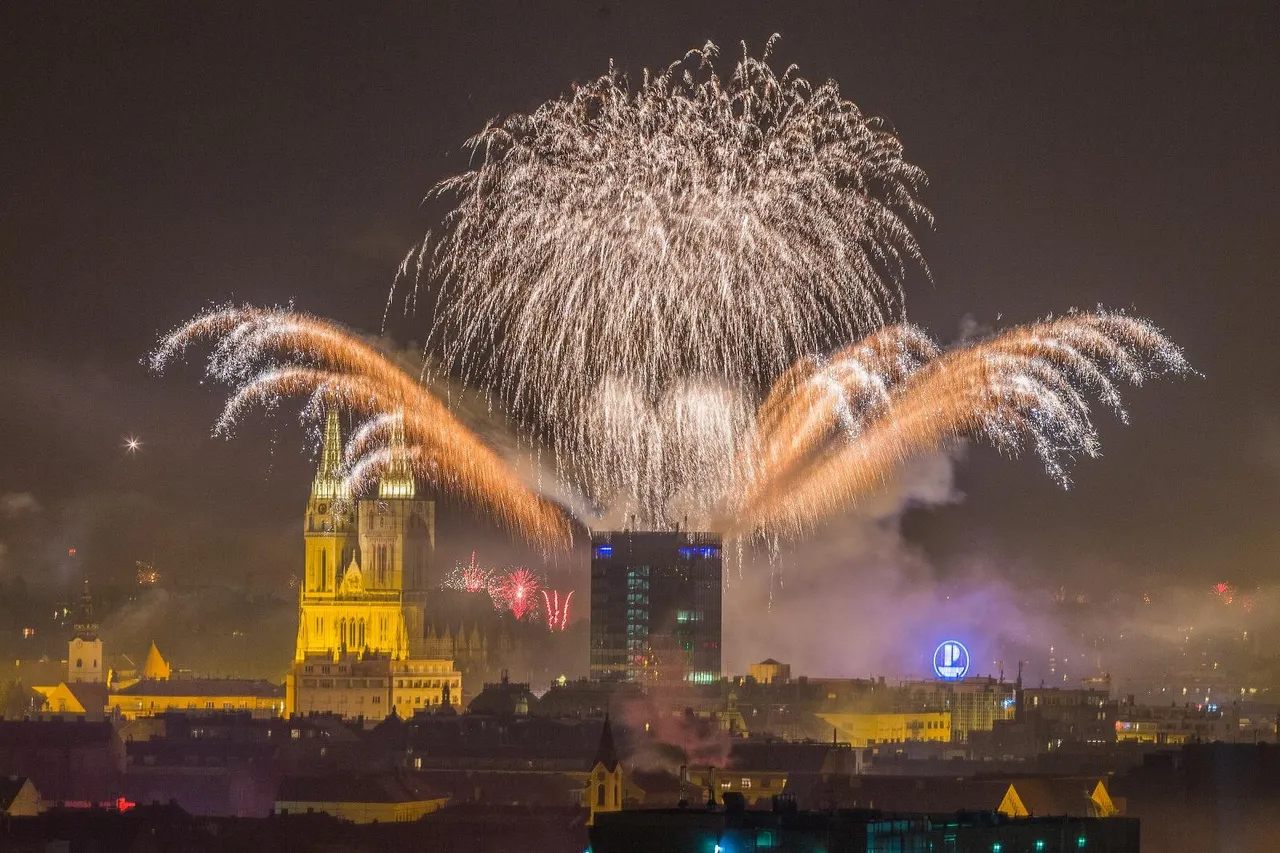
left=1, top=4, right=1277, bottom=682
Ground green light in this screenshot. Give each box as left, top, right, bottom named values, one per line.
left=992, top=844, right=1002, bottom=853
left=1077, top=837, right=1087, bottom=849
left=1036, top=842, right=1045, bottom=852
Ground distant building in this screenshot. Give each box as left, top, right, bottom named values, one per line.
left=0, top=776, right=40, bottom=817
left=900, top=676, right=1016, bottom=742
left=816, top=710, right=952, bottom=747
left=288, top=652, right=461, bottom=718
left=590, top=807, right=1139, bottom=853
left=274, top=774, right=448, bottom=823
left=748, top=659, right=791, bottom=685
left=293, top=410, right=432, bottom=663
left=108, top=678, right=285, bottom=720
left=67, top=579, right=103, bottom=685
left=590, top=531, right=722, bottom=685
left=584, top=715, right=622, bottom=825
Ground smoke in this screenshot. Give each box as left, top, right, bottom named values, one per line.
left=723, top=450, right=1032, bottom=679
left=0, top=493, right=41, bottom=519
left=614, top=692, right=732, bottom=773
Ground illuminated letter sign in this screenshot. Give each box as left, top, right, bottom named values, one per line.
left=932, top=640, right=970, bottom=680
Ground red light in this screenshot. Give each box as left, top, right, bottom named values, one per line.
left=116, top=797, right=136, bottom=812
left=68, top=548, right=77, bottom=557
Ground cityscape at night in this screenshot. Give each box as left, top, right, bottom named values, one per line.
left=1, top=3, right=1277, bottom=851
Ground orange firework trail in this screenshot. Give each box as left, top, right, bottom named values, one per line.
left=152, top=306, right=574, bottom=549
left=732, top=312, right=1188, bottom=535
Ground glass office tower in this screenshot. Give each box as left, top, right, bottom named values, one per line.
left=589, top=530, right=722, bottom=684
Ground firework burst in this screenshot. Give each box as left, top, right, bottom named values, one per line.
left=490, top=568, right=541, bottom=620
left=541, top=590, right=574, bottom=631
left=444, top=551, right=495, bottom=594
left=421, top=38, right=927, bottom=495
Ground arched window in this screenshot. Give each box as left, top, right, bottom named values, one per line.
left=75, top=658, right=82, bottom=668
left=596, top=784, right=605, bottom=806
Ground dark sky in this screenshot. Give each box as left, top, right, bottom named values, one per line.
left=1, top=2, right=1277, bottom=595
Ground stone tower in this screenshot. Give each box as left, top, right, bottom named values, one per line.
left=294, top=411, right=434, bottom=661
left=67, top=578, right=103, bottom=684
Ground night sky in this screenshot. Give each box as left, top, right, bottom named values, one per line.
left=2, top=2, right=1277, bottom=603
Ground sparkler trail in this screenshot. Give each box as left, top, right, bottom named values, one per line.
left=733, top=312, right=1188, bottom=534
left=151, top=306, right=574, bottom=549
left=541, top=590, right=574, bottom=631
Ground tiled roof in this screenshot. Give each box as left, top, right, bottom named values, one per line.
left=113, top=679, right=284, bottom=699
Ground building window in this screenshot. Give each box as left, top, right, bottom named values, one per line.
left=741, top=778, right=751, bottom=789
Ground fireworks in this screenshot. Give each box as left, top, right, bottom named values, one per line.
left=732, top=311, right=1188, bottom=534
left=421, top=38, right=926, bottom=503
left=135, top=561, right=160, bottom=586
left=152, top=306, right=573, bottom=549
left=541, top=590, right=574, bottom=631
left=490, top=569, right=540, bottom=620
left=444, top=551, right=495, bottom=594
left=152, top=39, right=1189, bottom=542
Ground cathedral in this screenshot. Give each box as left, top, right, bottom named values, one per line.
left=287, top=411, right=462, bottom=719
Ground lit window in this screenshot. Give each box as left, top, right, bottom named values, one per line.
left=741, top=778, right=751, bottom=788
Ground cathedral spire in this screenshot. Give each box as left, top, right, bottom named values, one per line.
left=378, top=413, right=416, bottom=499
left=312, top=408, right=347, bottom=500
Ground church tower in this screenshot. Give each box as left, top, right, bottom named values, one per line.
left=356, top=416, right=434, bottom=656
left=67, top=578, right=103, bottom=684
left=294, top=410, right=434, bottom=662
left=585, top=715, right=623, bottom=825
left=302, top=409, right=354, bottom=599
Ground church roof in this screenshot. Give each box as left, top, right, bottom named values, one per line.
left=377, top=414, right=416, bottom=499
left=312, top=408, right=349, bottom=500
left=142, top=642, right=170, bottom=680
left=114, top=678, right=284, bottom=698
left=593, top=716, right=619, bottom=772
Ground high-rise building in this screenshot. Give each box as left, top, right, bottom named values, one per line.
left=590, top=530, right=722, bottom=685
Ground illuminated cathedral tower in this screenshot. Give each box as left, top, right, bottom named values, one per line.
left=293, top=411, right=435, bottom=661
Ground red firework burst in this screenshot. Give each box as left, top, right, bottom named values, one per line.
left=491, top=568, right=540, bottom=620
left=541, top=590, right=574, bottom=631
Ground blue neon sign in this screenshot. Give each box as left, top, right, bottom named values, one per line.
left=932, top=640, right=970, bottom=680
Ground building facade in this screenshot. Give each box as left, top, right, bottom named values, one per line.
left=293, top=411, right=434, bottom=662
left=590, top=531, right=722, bottom=685
left=288, top=411, right=460, bottom=719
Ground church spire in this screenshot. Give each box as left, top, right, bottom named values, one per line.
left=73, top=577, right=98, bottom=641
left=378, top=413, right=416, bottom=499
left=312, top=408, right=347, bottom=500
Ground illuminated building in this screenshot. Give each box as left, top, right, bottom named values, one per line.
left=286, top=410, right=460, bottom=719
left=67, top=579, right=103, bottom=685
left=900, top=677, right=1016, bottom=742
left=590, top=531, right=722, bottom=685
left=31, top=581, right=108, bottom=720
left=293, top=411, right=432, bottom=661
left=748, top=659, right=791, bottom=685
left=287, top=653, right=462, bottom=718
left=584, top=715, right=622, bottom=825
left=108, top=678, right=285, bottom=720
left=816, top=711, right=952, bottom=747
